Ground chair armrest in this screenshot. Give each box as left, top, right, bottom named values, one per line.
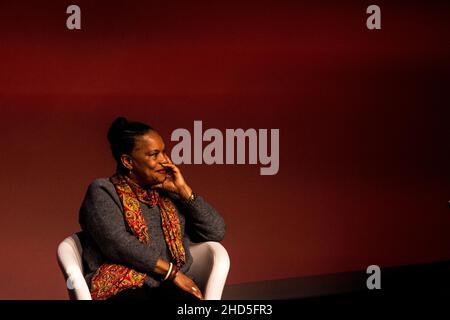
left=189, top=241, right=230, bottom=300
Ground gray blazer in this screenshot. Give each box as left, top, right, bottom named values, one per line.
left=78, top=178, right=225, bottom=288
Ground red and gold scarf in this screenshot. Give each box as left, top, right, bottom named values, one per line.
left=90, top=173, right=186, bottom=300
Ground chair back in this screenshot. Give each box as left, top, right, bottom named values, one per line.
left=57, top=233, right=92, bottom=300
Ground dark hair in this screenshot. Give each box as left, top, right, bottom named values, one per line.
left=107, top=117, right=153, bottom=172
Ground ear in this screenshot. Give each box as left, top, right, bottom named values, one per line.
left=120, top=154, right=133, bottom=170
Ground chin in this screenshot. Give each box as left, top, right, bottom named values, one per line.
left=154, top=174, right=167, bottom=182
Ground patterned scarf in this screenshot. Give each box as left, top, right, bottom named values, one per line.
left=90, top=173, right=186, bottom=300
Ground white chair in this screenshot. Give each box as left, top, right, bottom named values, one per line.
left=57, top=233, right=230, bottom=300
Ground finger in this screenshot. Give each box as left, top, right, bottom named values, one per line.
left=162, top=164, right=180, bottom=175
left=191, top=286, right=203, bottom=300
left=161, top=163, right=177, bottom=170
left=150, top=183, right=163, bottom=189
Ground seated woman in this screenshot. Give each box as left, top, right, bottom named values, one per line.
left=78, top=117, right=226, bottom=300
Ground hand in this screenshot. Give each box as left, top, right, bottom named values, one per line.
left=172, top=271, right=204, bottom=300
left=151, top=159, right=193, bottom=200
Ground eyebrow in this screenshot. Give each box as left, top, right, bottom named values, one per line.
left=149, top=146, right=165, bottom=153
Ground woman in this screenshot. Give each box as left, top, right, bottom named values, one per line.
left=78, top=117, right=226, bottom=300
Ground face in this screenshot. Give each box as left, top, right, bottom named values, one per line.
left=121, top=131, right=170, bottom=186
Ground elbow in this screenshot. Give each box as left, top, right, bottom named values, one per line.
left=193, top=224, right=226, bottom=243
left=211, top=219, right=226, bottom=242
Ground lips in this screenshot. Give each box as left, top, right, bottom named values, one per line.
left=156, top=169, right=166, bottom=173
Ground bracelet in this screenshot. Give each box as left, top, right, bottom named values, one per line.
left=183, top=192, right=197, bottom=205
left=168, top=264, right=179, bottom=281
left=163, top=262, right=173, bottom=281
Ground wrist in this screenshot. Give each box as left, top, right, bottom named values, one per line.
left=183, top=192, right=197, bottom=205
left=168, top=265, right=179, bottom=282
left=179, top=185, right=193, bottom=201
left=162, top=262, right=179, bottom=282
left=162, top=262, right=173, bottom=281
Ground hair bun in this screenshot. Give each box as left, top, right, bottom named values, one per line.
left=107, top=116, right=128, bottom=144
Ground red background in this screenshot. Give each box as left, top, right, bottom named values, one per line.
left=1, top=1, right=449, bottom=299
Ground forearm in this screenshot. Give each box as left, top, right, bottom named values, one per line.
left=154, top=257, right=203, bottom=299
left=177, top=184, right=193, bottom=202
left=154, top=258, right=171, bottom=277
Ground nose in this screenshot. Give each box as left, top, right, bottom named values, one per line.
left=160, top=154, right=170, bottom=164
